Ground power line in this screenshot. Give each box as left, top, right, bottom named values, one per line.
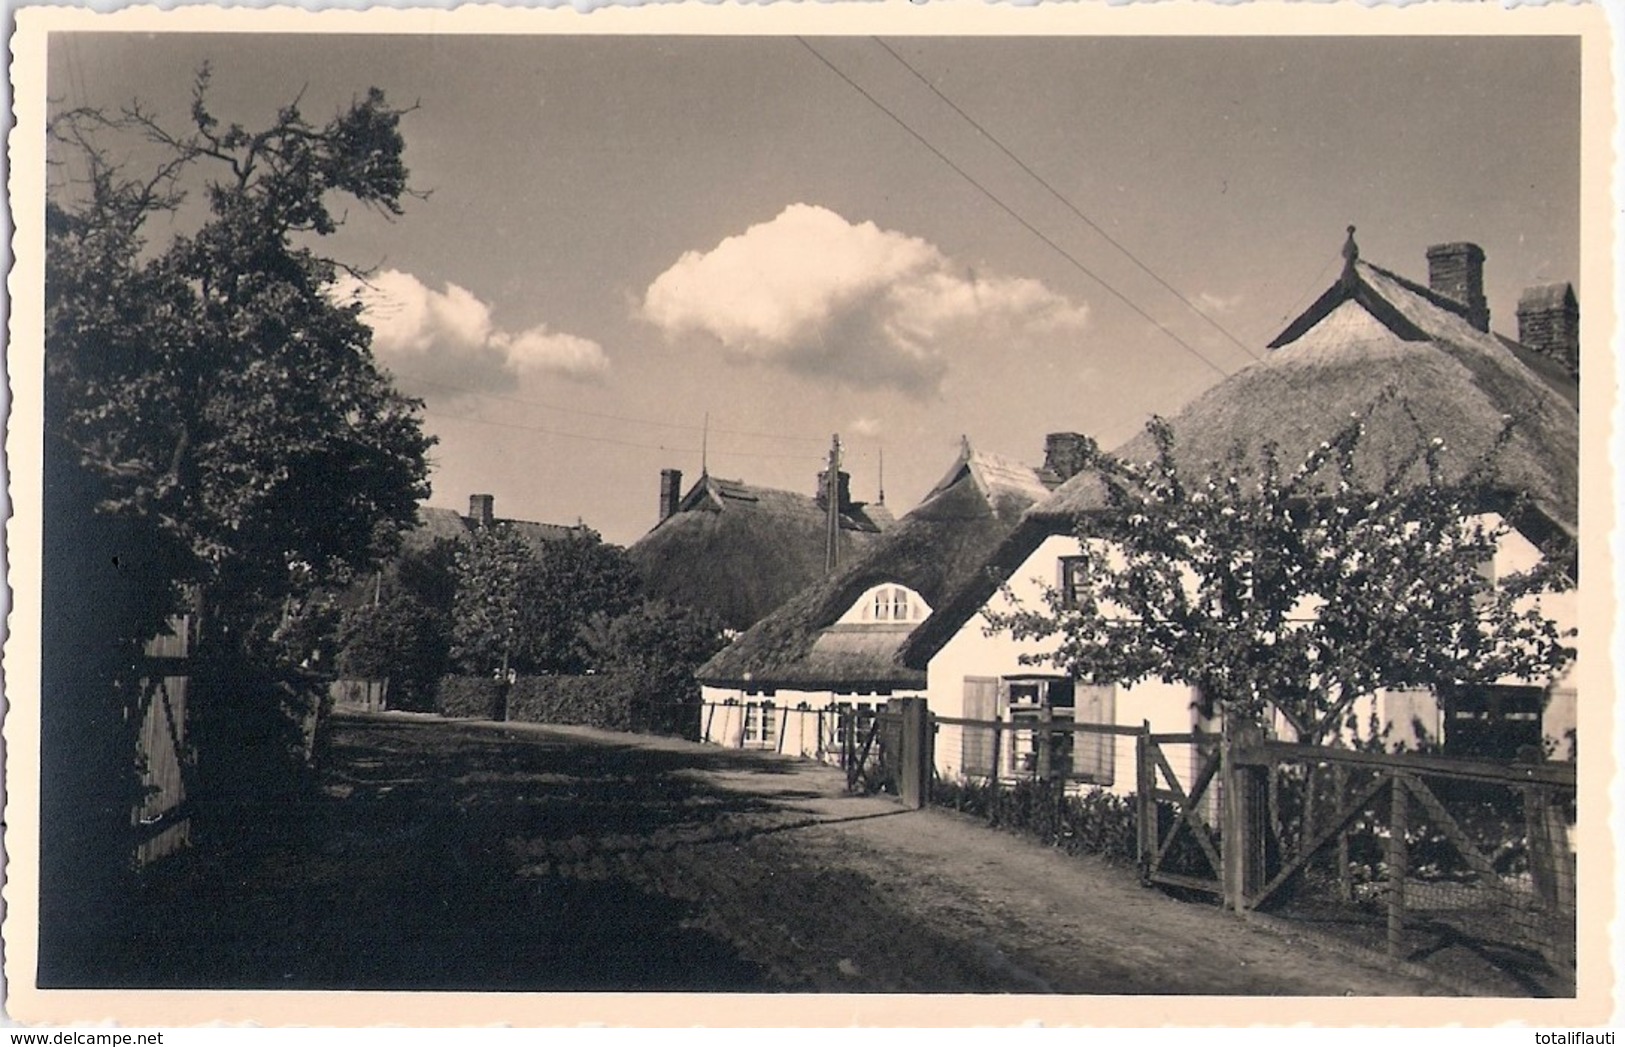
left=872, top=37, right=1262, bottom=365
left=420, top=408, right=827, bottom=463
left=796, top=37, right=1234, bottom=382
left=392, top=371, right=827, bottom=444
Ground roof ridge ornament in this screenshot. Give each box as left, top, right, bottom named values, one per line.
left=1340, top=225, right=1360, bottom=287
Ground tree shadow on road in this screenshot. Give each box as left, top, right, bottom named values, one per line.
left=40, top=716, right=846, bottom=991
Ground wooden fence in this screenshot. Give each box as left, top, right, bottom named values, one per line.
left=1228, top=733, right=1576, bottom=978
left=693, top=696, right=1577, bottom=981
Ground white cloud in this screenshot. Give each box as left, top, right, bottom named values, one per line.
left=1194, top=290, right=1243, bottom=315
left=494, top=326, right=611, bottom=380
left=849, top=417, right=882, bottom=438
left=640, top=204, right=1088, bottom=395
left=334, top=270, right=608, bottom=394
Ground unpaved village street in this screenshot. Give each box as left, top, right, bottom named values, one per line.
left=82, top=712, right=1452, bottom=994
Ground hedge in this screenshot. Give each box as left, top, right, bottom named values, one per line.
left=932, top=777, right=1140, bottom=866
left=434, top=673, right=699, bottom=738
left=435, top=675, right=503, bottom=719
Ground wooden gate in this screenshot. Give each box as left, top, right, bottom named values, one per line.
left=133, top=613, right=198, bottom=866
left=842, top=706, right=902, bottom=794
left=1135, top=731, right=1223, bottom=895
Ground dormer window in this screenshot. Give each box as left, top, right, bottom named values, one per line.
left=841, top=583, right=931, bottom=626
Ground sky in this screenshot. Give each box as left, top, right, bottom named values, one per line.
left=46, top=32, right=1581, bottom=546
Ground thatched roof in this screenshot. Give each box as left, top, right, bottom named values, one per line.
left=1036, top=259, right=1578, bottom=532
left=403, top=506, right=595, bottom=555
left=904, top=249, right=1580, bottom=670
left=627, top=472, right=894, bottom=632
left=697, top=446, right=1048, bottom=690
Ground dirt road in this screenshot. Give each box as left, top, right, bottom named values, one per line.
left=68, top=712, right=1451, bottom=994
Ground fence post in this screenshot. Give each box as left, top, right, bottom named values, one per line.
left=1524, top=783, right=1576, bottom=972
left=1222, top=715, right=1268, bottom=912
left=1334, top=764, right=1353, bottom=904
left=1036, top=705, right=1053, bottom=782
left=895, top=698, right=931, bottom=810
left=989, top=721, right=1002, bottom=793
left=1387, top=774, right=1408, bottom=958
left=1136, top=721, right=1154, bottom=884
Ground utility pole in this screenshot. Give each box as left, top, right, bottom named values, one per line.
left=824, top=433, right=842, bottom=574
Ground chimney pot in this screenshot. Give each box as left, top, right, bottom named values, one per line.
left=1426, top=242, right=1490, bottom=332
left=1043, top=432, right=1094, bottom=483
left=469, top=494, right=495, bottom=528
left=659, top=468, right=683, bottom=523
left=816, top=469, right=852, bottom=513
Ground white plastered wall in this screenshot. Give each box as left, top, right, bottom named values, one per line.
left=925, top=534, right=1202, bottom=795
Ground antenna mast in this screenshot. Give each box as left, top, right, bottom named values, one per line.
left=701, top=412, right=709, bottom=475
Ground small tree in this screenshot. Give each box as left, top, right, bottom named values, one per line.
left=522, top=535, right=641, bottom=674
left=449, top=526, right=534, bottom=678
left=450, top=529, right=640, bottom=677
left=336, top=538, right=457, bottom=710
left=987, top=412, right=1575, bottom=744
left=584, top=600, right=727, bottom=702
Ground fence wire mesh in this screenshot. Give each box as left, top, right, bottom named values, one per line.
left=1258, top=750, right=1575, bottom=987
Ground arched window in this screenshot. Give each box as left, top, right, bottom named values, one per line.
left=842, top=583, right=930, bottom=625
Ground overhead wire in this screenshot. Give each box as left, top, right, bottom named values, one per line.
left=420, top=408, right=827, bottom=463
left=872, top=37, right=1263, bottom=365
left=393, top=371, right=827, bottom=444
left=795, top=37, right=1235, bottom=383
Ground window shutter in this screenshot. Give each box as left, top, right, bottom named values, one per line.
left=1383, top=689, right=1438, bottom=752
left=962, top=676, right=999, bottom=777
left=1075, top=684, right=1116, bottom=785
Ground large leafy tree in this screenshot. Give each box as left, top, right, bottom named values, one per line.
left=987, top=413, right=1574, bottom=744
left=46, top=68, right=433, bottom=652
left=40, top=67, right=433, bottom=923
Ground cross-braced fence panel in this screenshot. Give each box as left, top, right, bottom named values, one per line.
left=1248, top=743, right=1575, bottom=986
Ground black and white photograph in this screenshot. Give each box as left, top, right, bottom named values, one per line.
left=6, top=3, right=1616, bottom=1028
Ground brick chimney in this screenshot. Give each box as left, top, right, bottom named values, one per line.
left=659, top=468, right=683, bottom=523
left=1516, top=283, right=1580, bottom=377
left=469, top=493, right=495, bottom=528
left=1043, top=432, right=1094, bottom=483
left=1426, top=242, right=1490, bottom=332
left=816, top=469, right=852, bottom=513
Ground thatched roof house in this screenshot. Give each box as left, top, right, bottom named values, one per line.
left=404, top=493, right=596, bottom=555
left=902, top=235, right=1581, bottom=670
left=697, top=442, right=1056, bottom=692
left=627, top=469, right=895, bottom=632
